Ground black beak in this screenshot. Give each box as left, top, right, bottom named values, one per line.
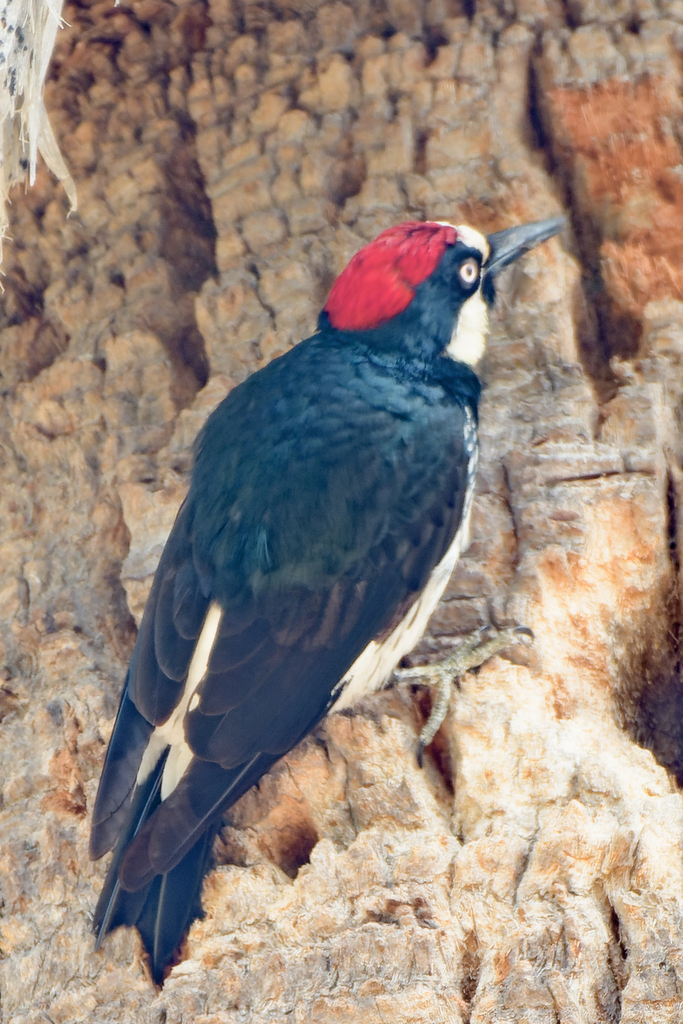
left=485, top=216, right=566, bottom=278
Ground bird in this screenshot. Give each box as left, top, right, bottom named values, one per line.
left=90, top=214, right=565, bottom=984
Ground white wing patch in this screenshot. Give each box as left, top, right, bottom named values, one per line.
left=334, top=431, right=478, bottom=710
left=135, top=601, right=223, bottom=800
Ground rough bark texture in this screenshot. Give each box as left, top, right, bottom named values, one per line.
left=1, top=0, right=683, bottom=1021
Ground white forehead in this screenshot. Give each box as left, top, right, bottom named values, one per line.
left=436, top=221, right=490, bottom=261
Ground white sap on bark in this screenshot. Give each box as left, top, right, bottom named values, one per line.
left=0, top=0, right=76, bottom=266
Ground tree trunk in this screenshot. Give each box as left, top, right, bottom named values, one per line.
left=1, top=1, right=683, bottom=1021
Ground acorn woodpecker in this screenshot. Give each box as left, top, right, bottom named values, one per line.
left=91, top=215, right=565, bottom=983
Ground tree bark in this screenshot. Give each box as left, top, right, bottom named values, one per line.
left=1, top=1, right=683, bottom=1021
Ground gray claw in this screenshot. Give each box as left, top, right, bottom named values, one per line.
left=400, top=624, right=535, bottom=764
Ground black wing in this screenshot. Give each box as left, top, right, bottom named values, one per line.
left=91, top=337, right=476, bottom=975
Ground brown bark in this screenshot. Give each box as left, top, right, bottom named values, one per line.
left=1, top=0, right=683, bottom=1021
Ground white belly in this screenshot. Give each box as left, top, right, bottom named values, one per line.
left=333, top=467, right=476, bottom=711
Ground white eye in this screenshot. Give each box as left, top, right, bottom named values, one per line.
left=459, top=258, right=479, bottom=286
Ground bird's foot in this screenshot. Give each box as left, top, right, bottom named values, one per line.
left=394, top=625, right=534, bottom=766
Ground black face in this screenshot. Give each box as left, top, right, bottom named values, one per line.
left=317, top=240, right=488, bottom=362
left=482, top=273, right=496, bottom=307
left=433, top=241, right=484, bottom=300
left=321, top=241, right=478, bottom=359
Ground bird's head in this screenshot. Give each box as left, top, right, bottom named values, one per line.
left=321, top=217, right=565, bottom=364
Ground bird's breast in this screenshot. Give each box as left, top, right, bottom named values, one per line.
left=333, top=427, right=478, bottom=711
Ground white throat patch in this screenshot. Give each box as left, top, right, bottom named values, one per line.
left=435, top=221, right=491, bottom=367
left=446, top=288, right=489, bottom=366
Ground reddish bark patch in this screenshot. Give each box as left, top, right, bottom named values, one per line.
left=41, top=747, right=87, bottom=818
left=548, top=77, right=683, bottom=317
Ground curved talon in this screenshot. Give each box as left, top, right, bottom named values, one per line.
left=418, top=670, right=451, bottom=757
left=400, top=624, right=537, bottom=766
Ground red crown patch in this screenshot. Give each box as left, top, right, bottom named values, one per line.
left=324, top=222, right=458, bottom=332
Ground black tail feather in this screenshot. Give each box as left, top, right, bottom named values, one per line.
left=94, top=751, right=218, bottom=984
left=136, top=825, right=217, bottom=984
left=90, top=678, right=154, bottom=861
left=94, top=753, right=166, bottom=943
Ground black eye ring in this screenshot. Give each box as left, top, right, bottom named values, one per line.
left=459, top=258, right=480, bottom=286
